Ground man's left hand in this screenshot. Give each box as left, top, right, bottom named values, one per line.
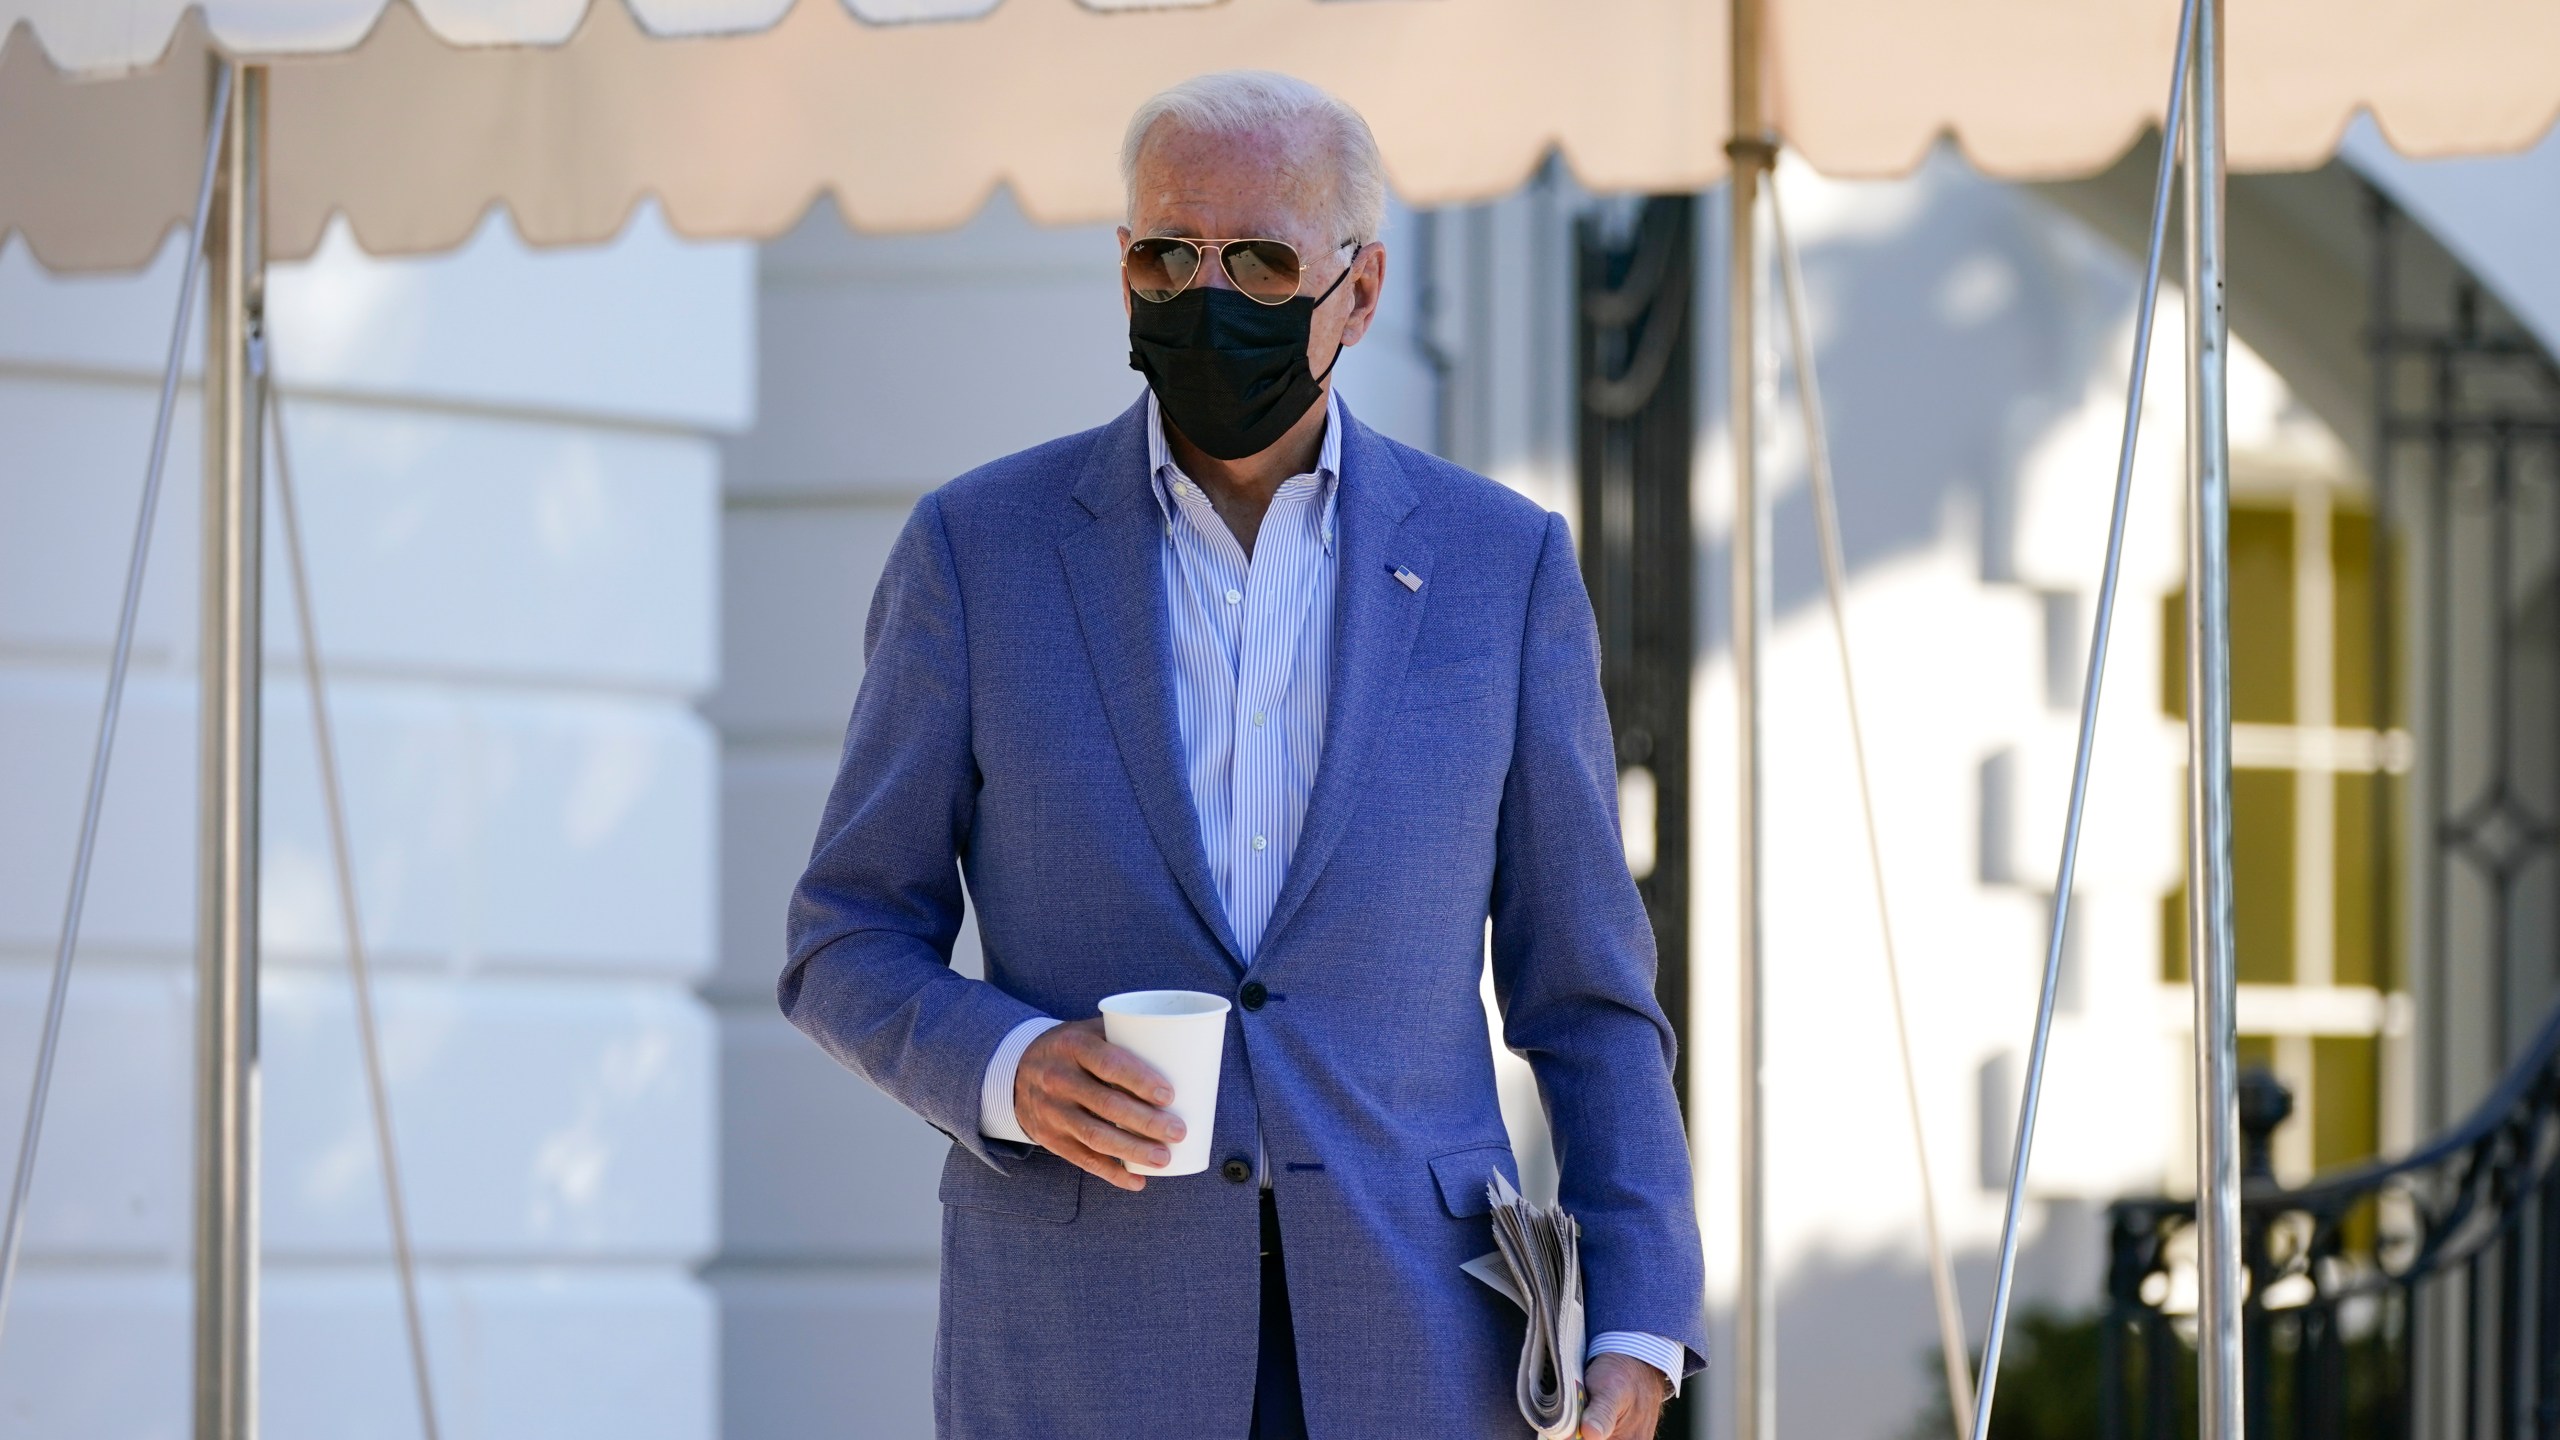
left=1579, top=1353, right=1667, bottom=1440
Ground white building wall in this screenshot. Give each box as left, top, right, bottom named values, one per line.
left=1693, top=153, right=2371, bottom=1439
left=1675, top=158, right=2135, bottom=1438
left=0, top=207, right=746, bottom=1438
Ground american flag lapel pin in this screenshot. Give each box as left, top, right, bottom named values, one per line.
left=1391, top=564, right=1423, bottom=593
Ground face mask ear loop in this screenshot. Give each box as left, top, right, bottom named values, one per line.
left=1308, top=246, right=1362, bottom=388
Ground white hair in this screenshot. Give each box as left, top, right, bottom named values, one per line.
left=1121, top=71, right=1388, bottom=247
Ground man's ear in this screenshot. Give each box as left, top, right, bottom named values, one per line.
left=1337, top=242, right=1387, bottom=349
left=1116, top=226, right=1133, bottom=318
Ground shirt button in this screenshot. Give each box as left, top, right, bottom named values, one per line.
left=1252, top=834, right=1268, bottom=852
left=1224, top=587, right=1241, bottom=605
left=1221, top=1157, right=1253, bottom=1184
left=1252, top=709, right=1266, bottom=727
left=1240, top=980, right=1268, bottom=1011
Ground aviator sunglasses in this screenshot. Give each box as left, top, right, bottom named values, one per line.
left=1124, top=235, right=1360, bottom=306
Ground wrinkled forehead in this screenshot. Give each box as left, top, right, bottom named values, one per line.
left=1127, top=122, right=1338, bottom=247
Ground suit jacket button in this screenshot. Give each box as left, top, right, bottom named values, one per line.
left=1221, top=1157, right=1253, bottom=1184
left=1239, top=981, right=1268, bottom=1012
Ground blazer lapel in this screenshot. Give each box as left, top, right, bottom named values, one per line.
left=1058, top=402, right=1248, bottom=970
left=1258, top=408, right=1429, bottom=957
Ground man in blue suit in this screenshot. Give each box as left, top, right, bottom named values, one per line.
left=783, top=71, right=1705, bottom=1439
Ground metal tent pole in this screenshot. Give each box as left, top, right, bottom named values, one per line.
left=195, top=57, right=265, bottom=1440
left=2182, top=2, right=2245, bottom=1435
left=1726, top=0, right=1775, bottom=1436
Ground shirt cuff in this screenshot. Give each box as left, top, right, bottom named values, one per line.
left=978, top=1015, right=1062, bottom=1145
left=1588, top=1332, right=1686, bottom=1399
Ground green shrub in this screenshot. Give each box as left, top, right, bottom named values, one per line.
left=1902, top=1306, right=2109, bottom=1440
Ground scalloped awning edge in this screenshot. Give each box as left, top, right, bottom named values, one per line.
left=5, top=0, right=2557, bottom=274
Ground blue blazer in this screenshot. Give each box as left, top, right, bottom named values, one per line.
left=783, top=398, right=1706, bottom=1437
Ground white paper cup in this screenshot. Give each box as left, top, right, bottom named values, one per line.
left=1098, top=989, right=1231, bottom=1177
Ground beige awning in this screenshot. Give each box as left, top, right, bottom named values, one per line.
left=4, top=0, right=2555, bottom=272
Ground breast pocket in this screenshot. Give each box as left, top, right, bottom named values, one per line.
left=1404, top=653, right=1499, bottom=711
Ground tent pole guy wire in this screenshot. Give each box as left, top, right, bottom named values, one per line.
left=260, top=343, right=444, bottom=1440
left=0, top=59, right=236, bottom=1351
left=1963, top=0, right=2201, bottom=1433
left=1765, top=170, right=1976, bottom=1440
left=2181, top=1, right=2245, bottom=1432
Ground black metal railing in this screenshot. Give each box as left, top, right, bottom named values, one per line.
left=2102, top=1002, right=2560, bottom=1438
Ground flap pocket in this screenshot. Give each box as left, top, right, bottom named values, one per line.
left=1428, top=1142, right=1521, bottom=1219
left=938, top=1142, right=1082, bottom=1224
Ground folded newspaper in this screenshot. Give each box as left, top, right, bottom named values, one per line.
left=1460, top=1171, right=1586, bottom=1439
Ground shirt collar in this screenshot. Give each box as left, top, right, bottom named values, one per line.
left=1146, top=388, right=1343, bottom=555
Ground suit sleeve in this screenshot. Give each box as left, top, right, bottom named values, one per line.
left=781, top=490, right=1049, bottom=1172
left=1488, top=509, right=1709, bottom=1373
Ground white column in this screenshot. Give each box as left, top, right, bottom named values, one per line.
left=0, top=203, right=745, bottom=1438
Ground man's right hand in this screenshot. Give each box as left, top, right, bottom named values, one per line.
left=1012, top=1017, right=1185, bottom=1191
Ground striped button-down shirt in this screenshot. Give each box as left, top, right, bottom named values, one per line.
left=976, top=390, right=1682, bottom=1392
left=1148, top=389, right=1341, bottom=963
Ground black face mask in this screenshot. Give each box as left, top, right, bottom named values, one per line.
left=1127, top=261, right=1354, bottom=462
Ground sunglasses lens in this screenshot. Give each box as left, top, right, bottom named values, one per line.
left=1222, top=240, right=1304, bottom=303
left=1125, top=238, right=1203, bottom=302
